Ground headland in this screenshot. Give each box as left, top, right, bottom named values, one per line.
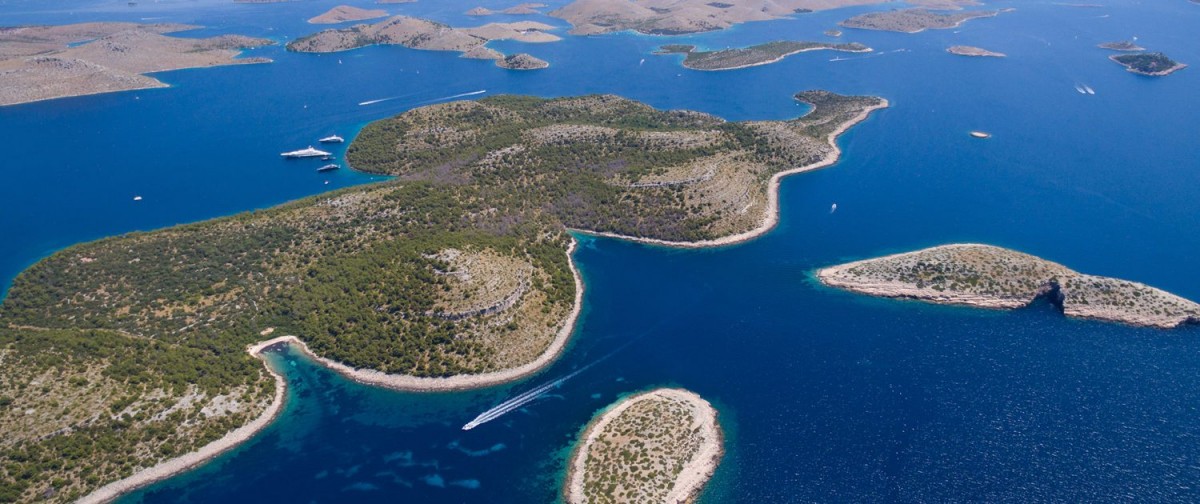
left=656, top=40, right=871, bottom=70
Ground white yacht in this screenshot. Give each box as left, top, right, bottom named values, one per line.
left=281, top=146, right=331, bottom=158
left=318, top=135, right=344, bottom=144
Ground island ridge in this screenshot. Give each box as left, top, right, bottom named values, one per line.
left=656, top=40, right=871, bottom=71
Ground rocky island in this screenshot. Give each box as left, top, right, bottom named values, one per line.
left=817, top=244, right=1200, bottom=329
left=496, top=52, right=549, bottom=69
left=1098, top=40, right=1145, bottom=52
left=287, top=16, right=558, bottom=67
left=656, top=40, right=871, bottom=71
left=1109, top=52, right=1186, bottom=76
left=466, top=3, right=547, bottom=15
left=947, top=45, right=1005, bottom=57
left=308, top=5, right=389, bottom=24
left=565, top=388, right=723, bottom=504
left=0, top=90, right=884, bottom=501
left=840, top=8, right=1005, bottom=33
left=0, top=22, right=272, bottom=107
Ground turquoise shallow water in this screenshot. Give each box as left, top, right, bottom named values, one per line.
left=2, top=0, right=1200, bottom=501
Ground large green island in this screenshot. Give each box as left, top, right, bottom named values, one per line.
left=0, top=90, right=885, bottom=502
left=817, top=244, right=1200, bottom=329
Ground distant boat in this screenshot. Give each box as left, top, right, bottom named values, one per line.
left=1084, top=85, right=1095, bottom=95
left=281, top=146, right=331, bottom=158
left=969, top=131, right=992, bottom=139
left=1074, top=84, right=1087, bottom=94
left=319, top=135, right=344, bottom=144
left=830, top=203, right=837, bottom=214
left=639, top=58, right=645, bottom=66
left=133, top=195, right=143, bottom=201
left=321, top=155, right=335, bottom=161
left=317, top=164, right=340, bottom=173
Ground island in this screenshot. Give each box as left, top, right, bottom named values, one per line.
left=0, top=22, right=273, bottom=107
left=466, top=3, right=547, bottom=15
left=1098, top=40, right=1145, bottom=52
left=548, top=0, right=902, bottom=36
left=655, top=40, right=871, bottom=71
left=840, top=8, right=1005, bottom=33
left=1108, top=52, right=1186, bottom=76
left=308, top=5, right=389, bottom=24
left=0, top=90, right=885, bottom=501
left=496, top=52, right=549, bottom=69
left=287, top=16, right=559, bottom=67
left=825, top=28, right=843, bottom=37
left=817, top=244, right=1200, bottom=329
left=947, top=45, right=1005, bottom=57
left=565, top=389, right=722, bottom=503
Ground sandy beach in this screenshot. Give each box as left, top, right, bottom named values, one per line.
left=572, top=98, right=889, bottom=248
left=565, top=388, right=723, bottom=503
left=77, top=341, right=289, bottom=504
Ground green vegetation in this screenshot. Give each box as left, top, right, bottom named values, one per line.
left=0, top=91, right=881, bottom=501
left=655, top=40, right=870, bottom=70
left=0, top=327, right=272, bottom=502
left=1109, top=52, right=1186, bottom=76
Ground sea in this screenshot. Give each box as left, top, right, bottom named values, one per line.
left=2, top=0, right=1199, bottom=501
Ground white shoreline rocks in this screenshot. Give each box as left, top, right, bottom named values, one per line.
left=817, top=244, right=1200, bottom=329
left=566, top=388, right=723, bottom=504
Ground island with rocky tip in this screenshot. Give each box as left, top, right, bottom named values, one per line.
left=817, top=244, right=1200, bottom=329
left=1108, top=52, right=1186, bottom=76
left=466, top=3, right=547, bottom=15
left=655, top=40, right=871, bottom=71
left=286, top=16, right=558, bottom=67
left=0, top=90, right=884, bottom=502
left=1098, top=40, right=1145, bottom=52
left=840, top=8, right=1006, bottom=33
left=308, top=5, right=389, bottom=24
left=565, top=388, right=723, bottom=504
left=0, top=22, right=273, bottom=107
left=947, top=45, right=1005, bottom=57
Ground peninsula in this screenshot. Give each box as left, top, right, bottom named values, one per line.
left=1098, top=40, right=1145, bottom=52
left=286, top=16, right=558, bottom=67
left=656, top=40, right=871, bottom=70
left=840, top=8, right=1005, bottom=33
left=1108, top=52, right=1186, bottom=76
left=0, top=23, right=272, bottom=106
left=308, top=5, right=389, bottom=24
left=565, top=389, right=723, bottom=504
left=817, top=244, right=1200, bottom=329
left=0, top=91, right=884, bottom=501
left=947, top=45, right=1005, bottom=57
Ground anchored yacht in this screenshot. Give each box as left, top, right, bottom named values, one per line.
left=281, top=146, right=331, bottom=158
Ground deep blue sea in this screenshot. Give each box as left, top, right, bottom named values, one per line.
left=3, top=0, right=1199, bottom=501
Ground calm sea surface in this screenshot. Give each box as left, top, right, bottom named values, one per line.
left=2, top=0, right=1199, bottom=501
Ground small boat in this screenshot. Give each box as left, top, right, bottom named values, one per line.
left=1084, top=85, right=1095, bottom=95
left=969, top=131, right=992, bottom=139
left=830, top=203, right=837, bottom=214
left=317, top=164, right=340, bottom=172
left=1074, top=84, right=1087, bottom=94
left=281, top=146, right=331, bottom=158
left=319, top=135, right=344, bottom=144
left=321, top=155, right=335, bottom=161
left=133, top=195, right=143, bottom=201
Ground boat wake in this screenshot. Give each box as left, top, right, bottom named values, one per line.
left=461, top=337, right=641, bottom=431
left=359, top=96, right=399, bottom=106
left=417, top=89, right=488, bottom=105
